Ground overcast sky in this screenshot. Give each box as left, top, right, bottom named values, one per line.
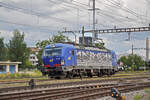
left=0, top=0, right=150, bottom=58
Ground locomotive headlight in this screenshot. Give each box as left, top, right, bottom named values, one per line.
left=61, top=60, right=65, bottom=65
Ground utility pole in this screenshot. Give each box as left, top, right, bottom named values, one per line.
left=88, top=0, right=97, bottom=42
left=72, top=32, right=77, bottom=44
left=132, top=44, right=134, bottom=70
left=128, top=32, right=131, bottom=41
left=92, top=0, right=97, bottom=40
left=81, top=26, right=85, bottom=60
left=146, top=37, right=149, bottom=68
left=132, top=44, right=133, bottom=55
left=77, top=8, right=79, bottom=30
left=82, top=26, right=85, bottom=46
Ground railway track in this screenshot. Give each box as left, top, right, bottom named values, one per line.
left=0, top=82, right=150, bottom=100
left=68, top=83, right=150, bottom=100
left=0, top=83, right=117, bottom=100
left=0, top=73, right=149, bottom=85
left=0, top=76, right=149, bottom=93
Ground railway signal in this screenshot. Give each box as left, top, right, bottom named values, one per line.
left=111, top=88, right=125, bottom=100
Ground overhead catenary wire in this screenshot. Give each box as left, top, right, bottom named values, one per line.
left=104, top=0, right=150, bottom=21
left=47, top=0, right=80, bottom=16
left=47, top=0, right=88, bottom=18
left=0, top=0, right=149, bottom=32
left=97, top=0, right=150, bottom=26
left=0, top=2, right=75, bottom=24
left=0, top=19, right=59, bottom=32
left=47, top=0, right=87, bottom=11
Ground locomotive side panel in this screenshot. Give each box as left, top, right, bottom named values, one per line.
left=76, top=49, right=113, bottom=69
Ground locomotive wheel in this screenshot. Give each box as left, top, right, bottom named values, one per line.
left=55, top=76, right=61, bottom=79
left=90, top=74, right=93, bottom=78
left=68, top=74, right=73, bottom=79
left=79, top=73, right=83, bottom=79
left=87, top=73, right=93, bottom=78
left=97, top=72, right=102, bottom=77
left=66, top=72, right=73, bottom=79
left=48, top=74, right=51, bottom=78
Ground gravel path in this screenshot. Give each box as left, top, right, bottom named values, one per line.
left=98, top=90, right=147, bottom=100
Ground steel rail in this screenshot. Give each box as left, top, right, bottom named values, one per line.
left=0, top=76, right=149, bottom=93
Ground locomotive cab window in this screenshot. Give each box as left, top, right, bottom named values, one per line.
left=44, top=47, right=62, bottom=56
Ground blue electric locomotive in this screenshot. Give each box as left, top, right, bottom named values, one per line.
left=42, top=43, right=118, bottom=78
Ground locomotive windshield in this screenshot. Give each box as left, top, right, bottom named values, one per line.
left=44, top=47, right=62, bottom=56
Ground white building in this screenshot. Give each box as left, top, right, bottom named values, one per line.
left=29, top=47, right=39, bottom=66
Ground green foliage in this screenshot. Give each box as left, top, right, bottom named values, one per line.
left=7, top=29, right=30, bottom=68
left=0, top=37, right=5, bottom=60
left=36, top=49, right=43, bottom=68
left=36, top=32, right=70, bottom=49
left=0, top=71, right=42, bottom=79
left=24, top=60, right=33, bottom=68
left=0, top=37, right=8, bottom=61
left=95, top=43, right=105, bottom=49
left=118, top=54, right=145, bottom=70
left=145, top=88, right=150, bottom=100
left=36, top=40, right=52, bottom=49
left=52, top=32, right=70, bottom=43
left=134, top=94, right=142, bottom=100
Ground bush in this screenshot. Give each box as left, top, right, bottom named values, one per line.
left=0, top=70, right=43, bottom=79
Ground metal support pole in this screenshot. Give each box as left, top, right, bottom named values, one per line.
left=132, top=44, right=133, bottom=55
left=146, top=37, right=149, bottom=69
left=82, top=26, right=85, bottom=46
left=132, top=44, right=134, bottom=70
left=128, top=32, right=131, bottom=41
left=75, top=34, right=77, bottom=44
left=92, top=0, right=97, bottom=41
left=93, top=0, right=95, bottom=31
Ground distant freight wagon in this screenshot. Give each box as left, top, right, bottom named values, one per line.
left=42, top=43, right=118, bottom=78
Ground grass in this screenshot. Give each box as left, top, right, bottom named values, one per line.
left=0, top=70, right=43, bottom=80
left=134, top=94, right=142, bottom=100
left=0, top=70, right=150, bottom=88
left=134, top=88, right=150, bottom=100
left=116, top=70, right=150, bottom=75
left=144, top=88, right=150, bottom=100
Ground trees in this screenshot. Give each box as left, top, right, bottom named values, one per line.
left=52, top=32, right=71, bottom=43
left=36, top=40, right=52, bottom=49
left=0, top=37, right=4, bottom=60
left=118, top=54, right=145, bottom=70
left=36, top=32, right=70, bottom=49
left=0, top=37, right=7, bottom=61
left=7, top=29, right=30, bottom=68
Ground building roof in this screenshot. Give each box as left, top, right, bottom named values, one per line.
left=29, top=47, right=40, bottom=52
left=0, top=61, right=22, bottom=65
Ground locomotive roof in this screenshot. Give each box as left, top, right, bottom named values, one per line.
left=45, top=43, right=111, bottom=52
left=61, top=42, right=110, bottom=52
left=45, top=43, right=74, bottom=49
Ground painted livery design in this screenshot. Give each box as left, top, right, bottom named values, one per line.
left=42, top=43, right=118, bottom=78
